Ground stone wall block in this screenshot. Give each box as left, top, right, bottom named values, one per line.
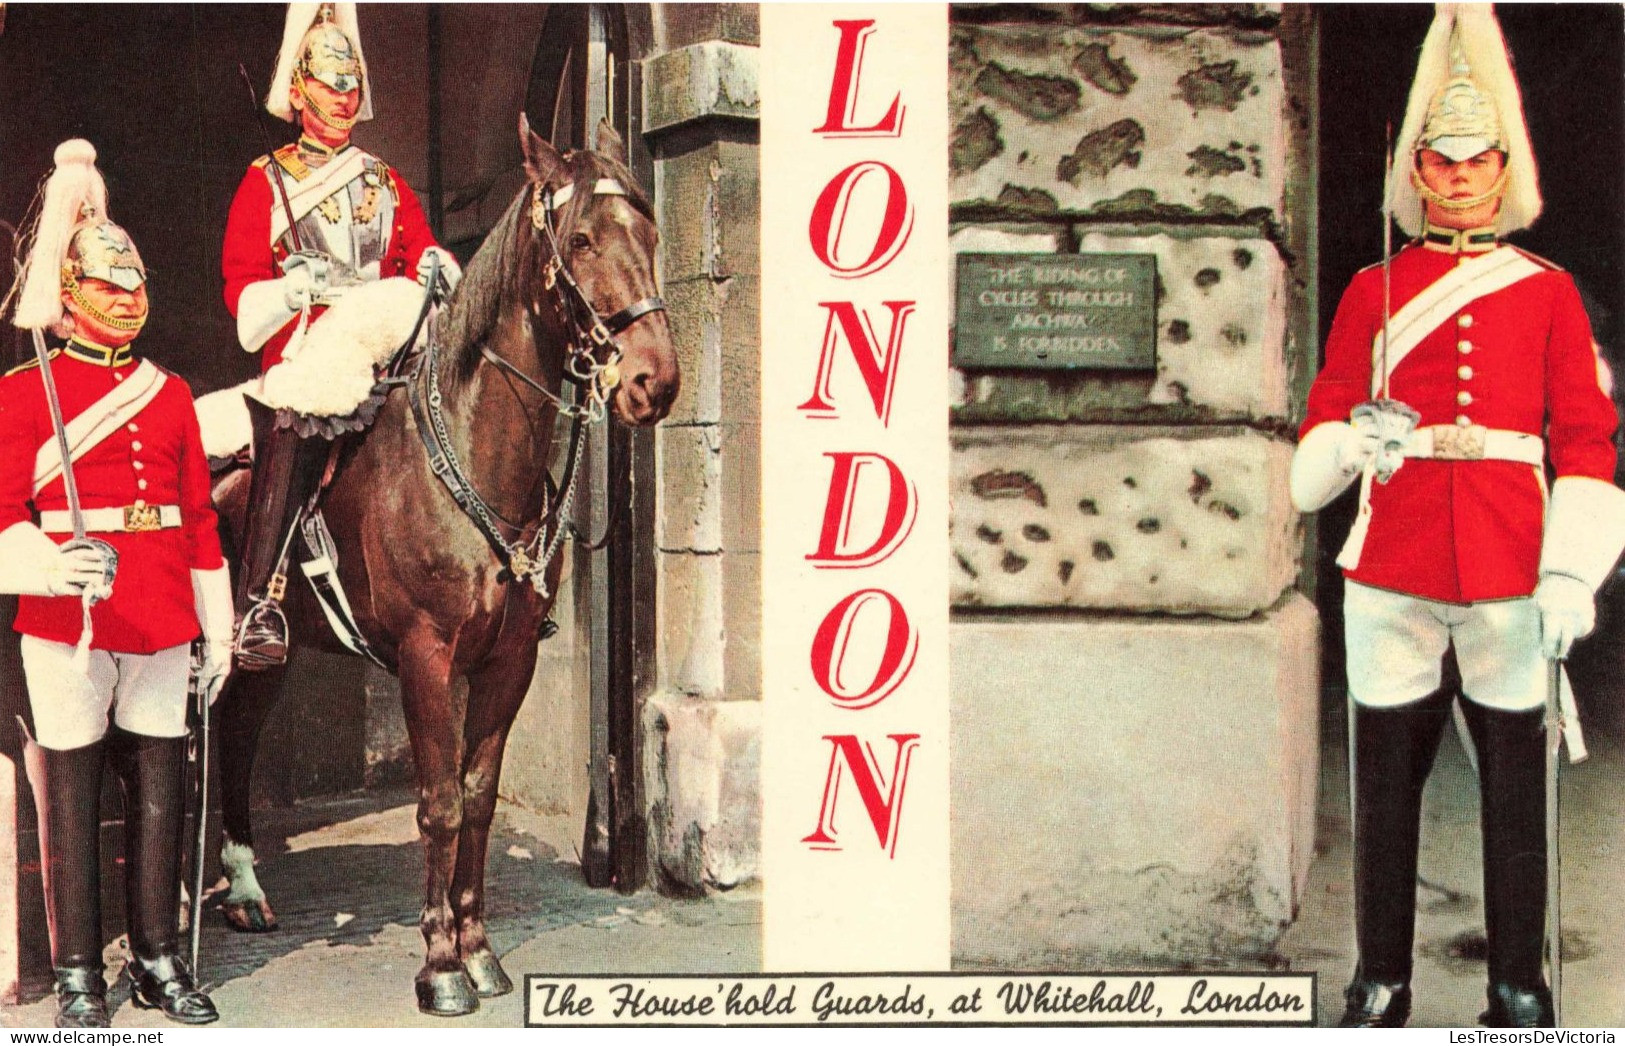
left=952, top=426, right=1299, bottom=616
left=951, top=25, right=1283, bottom=220
left=951, top=595, right=1320, bottom=967
left=658, top=140, right=760, bottom=285
left=643, top=41, right=759, bottom=137
left=719, top=421, right=761, bottom=554
left=643, top=695, right=761, bottom=892
left=1083, top=230, right=1285, bottom=416
left=657, top=424, right=723, bottom=552
left=661, top=276, right=723, bottom=426
left=657, top=550, right=724, bottom=698
left=721, top=551, right=761, bottom=699
left=717, top=275, right=761, bottom=424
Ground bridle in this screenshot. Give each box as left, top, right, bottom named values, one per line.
left=408, top=169, right=666, bottom=596
left=475, top=176, right=667, bottom=424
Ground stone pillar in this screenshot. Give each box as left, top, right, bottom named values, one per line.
left=639, top=8, right=761, bottom=893
left=948, top=4, right=1321, bottom=966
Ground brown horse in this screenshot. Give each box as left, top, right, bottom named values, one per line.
left=208, top=117, right=677, bottom=1016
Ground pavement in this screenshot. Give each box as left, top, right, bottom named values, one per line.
left=0, top=788, right=761, bottom=1029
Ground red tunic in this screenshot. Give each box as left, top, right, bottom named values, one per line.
left=0, top=351, right=225, bottom=652
left=1303, top=242, right=1618, bottom=604
left=220, top=145, right=438, bottom=369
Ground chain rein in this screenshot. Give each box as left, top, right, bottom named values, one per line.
left=411, top=177, right=665, bottom=596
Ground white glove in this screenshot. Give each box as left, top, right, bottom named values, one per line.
left=192, top=565, right=235, bottom=704
left=1534, top=573, right=1595, bottom=660
left=1338, top=415, right=1383, bottom=473
left=279, top=252, right=332, bottom=311
left=1349, top=400, right=1419, bottom=483
left=0, top=523, right=108, bottom=597
left=1290, top=422, right=1379, bottom=513
left=415, top=247, right=461, bottom=294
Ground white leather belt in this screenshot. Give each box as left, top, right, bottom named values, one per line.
left=40, top=504, right=181, bottom=534
left=1403, top=425, right=1544, bottom=465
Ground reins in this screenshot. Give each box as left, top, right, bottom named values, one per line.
left=403, top=171, right=665, bottom=596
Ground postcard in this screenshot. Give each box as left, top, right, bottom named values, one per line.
left=0, top=0, right=1619, bottom=1032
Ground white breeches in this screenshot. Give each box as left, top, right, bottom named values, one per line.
left=21, top=637, right=190, bottom=749
left=1344, top=581, right=1546, bottom=711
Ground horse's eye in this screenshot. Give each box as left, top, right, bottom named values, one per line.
left=570, top=233, right=593, bottom=253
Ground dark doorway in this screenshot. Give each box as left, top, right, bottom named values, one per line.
left=523, top=4, right=657, bottom=892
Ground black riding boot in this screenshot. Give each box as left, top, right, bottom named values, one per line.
left=1461, top=700, right=1554, bottom=1028
left=235, top=398, right=327, bottom=670
left=111, top=729, right=218, bottom=1025
left=29, top=740, right=109, bottom=1028
left=1340, top=688, right=1454, bottom=1028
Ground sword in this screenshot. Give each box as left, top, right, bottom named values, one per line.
left=1544, top=656, right=1564, bottom=1027
left=1358, top=120, right=1420, bottom=485
left=239, top=64, right=306, bottom=255
left=189, top=653, right=212, bottom=976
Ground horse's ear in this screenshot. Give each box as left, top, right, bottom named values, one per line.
left=595, top=119, right=628, bottom=167
left=519, top=112, right=565, bottom=187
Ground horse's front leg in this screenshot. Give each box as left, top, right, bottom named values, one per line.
left=453, top=643, right=539, bottom=998
left=216, top=663, right=291, bottom=932
left=398, top=635, right=478, bottom=1017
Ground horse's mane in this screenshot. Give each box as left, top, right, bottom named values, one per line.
left=436, top=148, right=654, bottom=376
left=438, top=189, right=525, bottom=372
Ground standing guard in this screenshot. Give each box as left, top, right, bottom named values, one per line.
left=1291, top=6, right=1625, bottom=1028
left=1, top=140, right=231, bottom=1027
left=222, top=1, right=457, bottom=669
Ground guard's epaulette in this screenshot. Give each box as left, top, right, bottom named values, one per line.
left=1507, top=245, right=1564, bottom=273
left=365, top=156, right=401, bottom=205
left=4, top=349, right=57, bottom=377
left=269, top=143, right=311, bottom=183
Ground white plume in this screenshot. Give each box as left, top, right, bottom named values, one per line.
left=13, top=139, right=108, bottom=332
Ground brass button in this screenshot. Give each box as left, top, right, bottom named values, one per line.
left=137, top=479, right=148, bottom=490
left=1459, top=314, right=1474, bottom=328
left=127, top=423, right=139, bottom=433
left=1458, top=366, right=1473, bottom=380
left=1457, top=414, right=1472, bottom=427
left=1458, top=340, right=1473, bottom=354
left=130, top=441, right=142, bottom=452
left=1457, top=391, right=1473, bottom=406
left=133, top=462, right=144, bottom=471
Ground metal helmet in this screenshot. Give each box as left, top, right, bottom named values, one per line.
left=267, top=3, right=373, bottom=126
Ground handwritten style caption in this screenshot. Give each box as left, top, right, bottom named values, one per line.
left=525, top=973, right=1316, bottom=1027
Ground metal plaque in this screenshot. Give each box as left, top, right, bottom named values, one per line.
left=953, top=252, right=1158, bottom=370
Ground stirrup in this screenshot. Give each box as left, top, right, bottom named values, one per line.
left=234, top=596, right=289, bottom=671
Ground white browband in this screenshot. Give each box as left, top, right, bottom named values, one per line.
left=550, top=179, right=627, bottom=210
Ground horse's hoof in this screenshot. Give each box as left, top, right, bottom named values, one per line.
left=463, top=949, right=513, bottom=998
left=415, top=968, right=480, bottom=1017
left=221, top=898, right=278, bottom=933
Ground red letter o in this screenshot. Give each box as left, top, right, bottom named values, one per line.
left=807, top=161, right=914, bottom=278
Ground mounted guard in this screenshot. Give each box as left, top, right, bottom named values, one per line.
left=1290, top=5, right=1625, bottom=1028
left=214, top=0, right=459, bottom=671
left=0, top=140, right=230, bottom=1027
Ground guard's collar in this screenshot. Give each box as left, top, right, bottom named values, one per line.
left=298, top=135, right=351, bottom=164
left=1421, top=222, right=1500, bottom=254
left=63, top=336, right=135, bottom=368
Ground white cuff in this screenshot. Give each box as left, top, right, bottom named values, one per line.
left=237, top=279, right=299, bottom=353
left=1540, top=475, right=1625, bottom=591
left=0, top=522, right=64, bottom=596
left=1290, top=422, right=1363, bottom=513
left=192, top=565, right=235, bottom=646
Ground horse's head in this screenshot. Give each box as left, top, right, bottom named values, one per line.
left=519, top=115, right=680, bottom=426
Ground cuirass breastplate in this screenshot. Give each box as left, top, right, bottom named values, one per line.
left=279, top=156, right=397, bottom=287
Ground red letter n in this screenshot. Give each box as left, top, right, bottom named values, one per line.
left=798, top=301, right=916, bottom=425
left=802, top=734, right=922, bottom=857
